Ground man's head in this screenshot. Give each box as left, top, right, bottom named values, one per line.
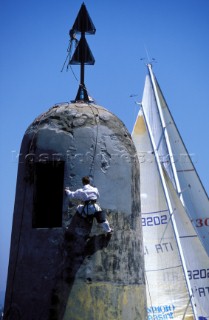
left=82, top=176, right=90, bottom=185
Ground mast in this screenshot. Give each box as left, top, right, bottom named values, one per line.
left=69, top=3, right=96, bottom=102
left=147, top=64, right=184, bottom=203
left=144, top=64, right=198, bottom=319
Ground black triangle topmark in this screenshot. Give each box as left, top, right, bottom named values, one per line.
left=69, top=3, right=96, bottom=102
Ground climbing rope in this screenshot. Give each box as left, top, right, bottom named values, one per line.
left=88, top=104, right=100, bottom=180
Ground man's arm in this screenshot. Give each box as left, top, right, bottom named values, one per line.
left=65, top=188, right=83, bottom=200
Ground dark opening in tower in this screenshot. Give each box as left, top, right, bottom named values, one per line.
left=32, top=161, right=65, bottom=228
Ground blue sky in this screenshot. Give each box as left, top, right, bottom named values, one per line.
left=1, top=0, right=209, bottom=304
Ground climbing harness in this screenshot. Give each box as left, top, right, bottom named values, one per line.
left=80, top=199, right=97, bottom=217
left=79, top=200, right=106, bottom=224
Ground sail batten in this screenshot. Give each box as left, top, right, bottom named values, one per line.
left=146, top=265, right=183, bottom=272
left=132, top=65, right=209, bottom=319
left=179, top=235, right=197, bottom=239
left=177, top=169, right=195, bottom=172
left=142, top=209, right=169, bottom=214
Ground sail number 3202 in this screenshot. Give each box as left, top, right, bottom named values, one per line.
left=142, top=215, right=167, bottom=226
left=188, top=269, right=209, bottom=280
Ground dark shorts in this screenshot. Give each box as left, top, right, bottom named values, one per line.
left=94, top=211, right=106, bottom=223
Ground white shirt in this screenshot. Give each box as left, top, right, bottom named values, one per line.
left=66, top=184, right=100, bottom=202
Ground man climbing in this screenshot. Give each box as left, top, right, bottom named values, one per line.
left=65, top=176, right=112, bottom=233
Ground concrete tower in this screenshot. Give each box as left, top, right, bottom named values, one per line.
left=4, top=4, right=146, bottom=320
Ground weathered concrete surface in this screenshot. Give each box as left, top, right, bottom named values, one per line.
left=4, top=102, right=146, bottom=319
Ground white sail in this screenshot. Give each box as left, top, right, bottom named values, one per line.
left=132, top=110, right=194, bottom=319
left=132, top=66, right=209, bottom=319
left=147, top=64, right=209, bottom=255
left=165, top=170, right=209, bottom=319
left=138, top=73, right=176, bottom=187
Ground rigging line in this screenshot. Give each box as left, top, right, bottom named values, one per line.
left=159, top=210, right=174, bottom=244
left=69, top=65, right=78, bottom=82
left=176, top=156, right=200, bottom=221
left=156, top=127, right=166, bottom=151
left=61, top=51, right=71, bottom=72
left=61, top=39, right=72, bottom=72
left=61, top=39, right=78, bottom=82
left=182, top=294, right=193, bottom=320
